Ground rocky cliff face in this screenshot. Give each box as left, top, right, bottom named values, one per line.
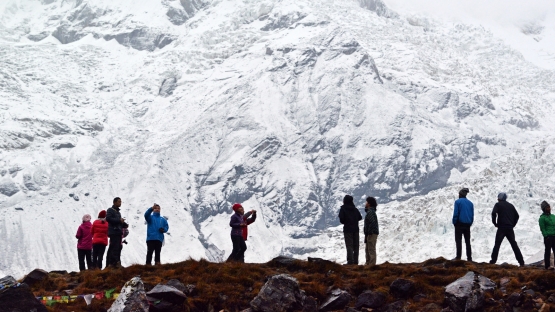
left=0, top=0, right=554, bottom=277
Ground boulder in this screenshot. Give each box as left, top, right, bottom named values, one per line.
left=318, top=289, right=351, bottom=311
left=21, top=268, right=49, bottom=287
left=355, top=290, right=386, bottom=309
left=250, top=274, right=316, bottom=312
left=390, top=278, right=415, bottom=299
left=307, top=257, right=336, bottom=266
left=444, top=271, right=496, bottom=312
left=147, top=284, right=187, bottom=304
left=379, top=300, right=407, bottom=312
left=0, top=276, right=17, bottom=290
left=165, top=279, right=187, bottom=293
left=270, top=256, right=298, bottom=266
left=0, top=282, right=47, bottom=312
left=108, top=276, right=149, bottom=312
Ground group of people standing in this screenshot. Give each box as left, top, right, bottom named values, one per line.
left=75, top=197, right=169, bottom=271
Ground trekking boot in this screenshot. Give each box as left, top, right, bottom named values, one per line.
left=489, top=260, right=495, bottom=264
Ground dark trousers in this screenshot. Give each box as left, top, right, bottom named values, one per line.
left=92, top=244, right=106, bottom=269
left=106, top=234, right=122, bottom=267
left=490, top=228, right=524, bottom=265
left=229, top=235, right=247, bottom=263
left=146, top=240, right=163, bottom=265
left=344, top=232, right=360, bottom=264
left=455, top=225, right=472, bottom=261
left=77, top=249, right=92, bottom=271
left=544, top=236, right=555, bottom=269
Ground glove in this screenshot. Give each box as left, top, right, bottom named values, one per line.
left=159, top=228, right=165, bottom=233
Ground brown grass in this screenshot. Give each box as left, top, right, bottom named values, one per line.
left=30, top=257, right=555, bottom=312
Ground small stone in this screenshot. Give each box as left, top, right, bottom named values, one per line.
left=318, top=289, right=351, bottom=311
left=355, top=290, right=386, bottom=309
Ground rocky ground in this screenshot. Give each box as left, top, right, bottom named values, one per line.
left=1, top=257, right=555, bottom=311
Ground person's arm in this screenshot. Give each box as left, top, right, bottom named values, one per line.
left=453, top=201, right=460, bottom=225
left=76, top=226, right=82, bottom=239
left=230, top=215, right=242, bottom=228
left=106, top=208, right=120, bottom=226
left=540, top=217, right=546, bottom=237
left=363, top=214, right=369, bottom=236
left=91, top=223, right=96, bottom=236
left=246, top=212, right=256, bottom=225
left=514, top=206, right=519, bottom=226
left=491, top=205, right=498, bottom=227
left=162, top=218, right=169, bottom=233
left=144, top=207, right=153, bottom=223
left=357, top=209, right=363, bottom=221
left=338, top=208, right=345, bottom=224
left=470, top=202, right=474, bottom=225
left=371, top=211, right=379, bottom=235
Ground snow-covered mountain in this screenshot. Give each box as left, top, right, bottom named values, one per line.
left=1, top=0, right=554, bottom=278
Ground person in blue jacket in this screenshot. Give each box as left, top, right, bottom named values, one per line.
left=452, top=188, right=474, bottom=261
left=144, top=203, right=169, bottom=265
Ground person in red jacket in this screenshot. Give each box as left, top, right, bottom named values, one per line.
left=76, top=214, right=93, bottom=271
left=226, top=203, right=256, bottom=262
left=91, top=210, right=109, bottom=269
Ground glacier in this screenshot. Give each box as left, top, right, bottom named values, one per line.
left=0, top=0, right=554, bottom=278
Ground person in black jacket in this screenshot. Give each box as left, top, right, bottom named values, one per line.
left=339, top=195, right=363, bottom=265
left=363, top=197, right=379, bottom=266
left=489, top=192, right=525, bottom=266
left=105, top=197, right=126, bottom=268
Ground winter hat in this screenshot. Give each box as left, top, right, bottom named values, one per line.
left=541, top=201, right=550, bottom=212
left=82, top=214, right=92, bottom=222
left=98, top=210, right=106, bottom=219
left=232, top=203, right=243, bottom=211
left=498, top=192, right=508, bottom=201
left=343, top=195, right=354, bottom=205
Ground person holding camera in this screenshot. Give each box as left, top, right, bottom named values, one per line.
left=144, top=203, right=169, bottom=265
left=228, top=203, right=256, bottom=263
left=106, top=197, right=126, bottom=268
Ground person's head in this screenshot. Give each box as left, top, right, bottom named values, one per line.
left=459, top=188, right=469, bottom=198
left=365, top=197, right=377, bottom=209
left=343, top=195, right=354, bottom=205
left=541, top=201, right=551, bottom=214
left=113, top=197, right=122, bottom=207
left=82, top=214, right=91, bottom=222
left=98, top=210, right=106, bottom=219
left=153, top=204, right=161, bottom=213
left=497, top=192, right=507, bottom=202
left=232, top=203, right=244, bottom=215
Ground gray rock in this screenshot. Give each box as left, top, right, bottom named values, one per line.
left=146, top=284, right=187, bottom=305
left=358, top=0, right=398, bottom=18
left=23, top=174, right=40, bottom=191
left=444, top=271, right=496, bottom=312
left=51, top=142, right=76, bottom=149
left=270, top=256, right=298, bottom=266
left=21, top=269, right=49, bottom=287
left=0, top=282, right=47, bottom=312
left=165, top=279, right=187, bottom=293
left=0, top=180, right=19, bottom=197
left=108, top=276, right=149, bottom=312
left=355, top=290, right=386, bottom=309
left=103, top=29, right=174, bottom=52
left=318, top=289, right=351, bottom=311
left=390, top=278, right=415, bottom=299
left=250, top=274, right=315, bottom=312
left=0, top=276, right=17, bottom=290
left=159, top=77, right=177, bottom=97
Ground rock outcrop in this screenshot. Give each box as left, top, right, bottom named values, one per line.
left=250, top=274, right=317, bottom=312
left=0, top=276, right=47, bottom=312
left=21, top=269, right=49, bottom=287
left=108, top=276, right=149, bottom=312
left=444, top=271, right=496, bottom=312
left=146, top=283, right=187, bottom=312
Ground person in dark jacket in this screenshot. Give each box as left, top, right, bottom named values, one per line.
left=91, top=210, right=109, bottom=269
left=228, top=203, right=256, bottom=263
left=339, top=195, right=363, bottom=265
left=106, top=197, right=126, bottom=268
left=539, top=201, right=555, bottom=269
left=452, top=188, right=474, bottom=261
left=489, top=192, right=524, bottom=266
left=76, top=214, right=93, bottom=271
left=363, top=197, right=379, bottom=266
left=144, top=204, right=169, bottom=265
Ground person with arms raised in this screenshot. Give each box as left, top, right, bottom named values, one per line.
left=144, top=203, right=169, bottom=265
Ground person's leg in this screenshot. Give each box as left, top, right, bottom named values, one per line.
left=490, top=229, right=506, bottom=264
left=229, top=235, right=241, bottom=262
left=365, top=236, right=371, bottom=265
left=544, top=237, right=551, bottom=269
left=107, top=235, right=121, bottom=267
left=154, top=241, right=162, bottom=264
left=91, top=244, right=99, bottom=269
left=239, top=238, right=247, bottom=263
left=344, top=232, right=354, bottom=264
left=505, top=228, right=524, bottom=265
left=368, top=234, right=378, bottom=266
left=85, top=250, right=92, bottom=270
left=353, top=231, right=360, bottom=265
left=463, top=227, right=472, bottom=261
left=78, top=249, right=86, bottom=271
left=454, top=226, right=463, bottom=260
left=146, top=240, right=155, bottom=265
left=549, top=237, right=555, bottom=269
left=97, top=245, right=106, bottom=269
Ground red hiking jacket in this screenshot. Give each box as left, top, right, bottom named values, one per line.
left=91, top=219, right=109, bottom=246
